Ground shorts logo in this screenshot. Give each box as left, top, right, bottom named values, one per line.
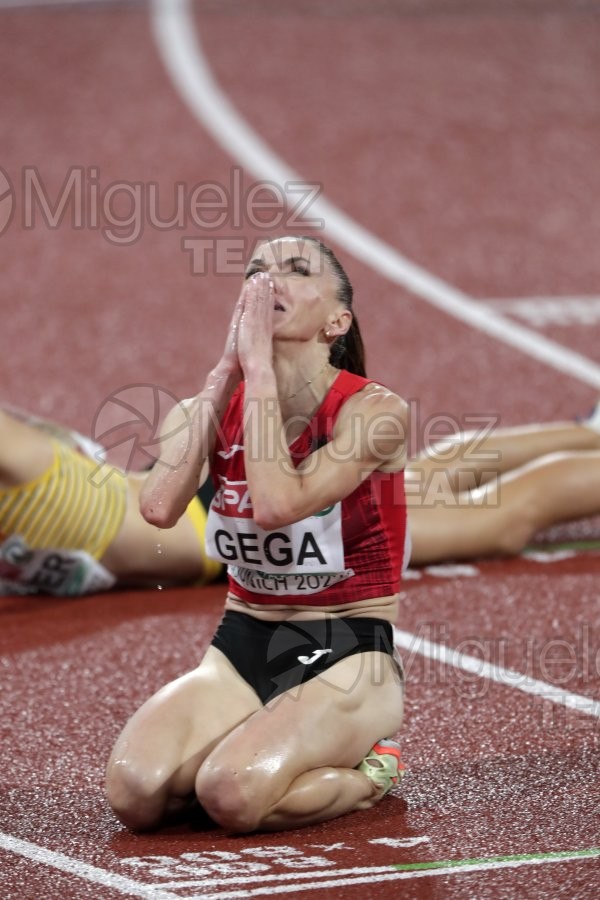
left=297, top=648, right=333, bottom=666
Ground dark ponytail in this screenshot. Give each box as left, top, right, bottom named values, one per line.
left=329, top=313, right=366, bottom=377
left=298, top=236, right=367, bottom=377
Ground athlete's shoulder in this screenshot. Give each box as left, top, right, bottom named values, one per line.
left=341, top=378, right=408, bottom=421
left=335, top=379, right=408, bottom=467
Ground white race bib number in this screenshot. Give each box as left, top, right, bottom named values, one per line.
left=205, top=481, right=346, bottom=577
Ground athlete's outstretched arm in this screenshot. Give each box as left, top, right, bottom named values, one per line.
left=140, top=295, right=244, bottom=528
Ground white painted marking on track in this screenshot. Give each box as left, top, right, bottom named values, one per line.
left=0, top=832, right=181, bottom=900
left=110, top=847, right=600, bottom=895
left=394, top=627, right=600, bottom=719
left=150, top=0, right=600, bottom=389
left=370, top=836, right=431, bottom=848
left=487, top=296, right=600, bottom=327
left=176, top=850, right=600, bottom=899
left=2, top=834, right=594, bottom=899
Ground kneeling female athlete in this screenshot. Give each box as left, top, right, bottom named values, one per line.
left=105, top=236, right=409, bottom=832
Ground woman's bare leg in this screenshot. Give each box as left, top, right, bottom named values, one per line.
left=410, top=421, right=600, bottom=499
left=105, top=647, right=262, bottom=830
left=409, top=450, right=600, bottom=565
left=195, top=651, right=404, bottom=833
left=257, top=768, right=381, bottom=831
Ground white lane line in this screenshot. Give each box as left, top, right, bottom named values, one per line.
left=138, top=850, right=600, bottom=892
left=150, top=0, right=600, bottom=390
left=0, top=832, right=180, bottom=900
left=1, top=835, right=597, bottom=900
left=184, top=850, right=600, bottom=899
left=394, top=627, right=600, bottom=719
left=486, top=296, right=600, bottom=327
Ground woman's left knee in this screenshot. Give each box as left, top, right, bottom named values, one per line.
left=195, top=760, right=265, bottom=833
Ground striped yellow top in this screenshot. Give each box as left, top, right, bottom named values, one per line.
left=0, top=440, right=127, bottom=560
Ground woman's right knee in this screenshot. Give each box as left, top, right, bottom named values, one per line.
left=105, top=756, right=170, bottom=831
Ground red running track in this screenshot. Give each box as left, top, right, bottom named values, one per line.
left=1, top=2, right=599, bottom=898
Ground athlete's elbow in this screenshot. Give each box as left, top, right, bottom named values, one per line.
left=140, top=504, right=174, bottom=529
left=252, top=500, right=296, bottom=532
left=253, top=510, right=284, bottom=532
left=139, top=495, right=181, bottom=529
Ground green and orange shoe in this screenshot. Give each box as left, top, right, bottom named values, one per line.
left=357, top=739, right=405, bottom=795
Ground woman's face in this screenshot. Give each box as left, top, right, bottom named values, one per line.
left=244, top=237, right=342, bottom=341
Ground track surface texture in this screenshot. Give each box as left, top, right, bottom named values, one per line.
left=1, top=1, right=599, bottom=898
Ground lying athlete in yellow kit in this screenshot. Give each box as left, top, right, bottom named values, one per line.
left=0, top=406, right=222, bottom=596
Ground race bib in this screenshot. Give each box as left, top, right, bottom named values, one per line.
left=205, top=478, right=346, bottom=576
left=0, top=535, right=116, bottom=597
left=227, top=565, right=354, bottom=597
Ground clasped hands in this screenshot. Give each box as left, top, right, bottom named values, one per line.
left=220, top=272, right=276, bottom=381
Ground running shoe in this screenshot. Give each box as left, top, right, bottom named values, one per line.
left=357, top=738, right=405, bottom=794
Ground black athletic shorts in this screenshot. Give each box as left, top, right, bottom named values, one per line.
left=211, top=610, right=401, bottom=704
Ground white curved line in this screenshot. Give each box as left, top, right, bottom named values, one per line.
left=151, top=0, right=600, bottom=390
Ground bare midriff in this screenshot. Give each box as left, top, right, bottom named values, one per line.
left=225, top=592, right=399, bottom=623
